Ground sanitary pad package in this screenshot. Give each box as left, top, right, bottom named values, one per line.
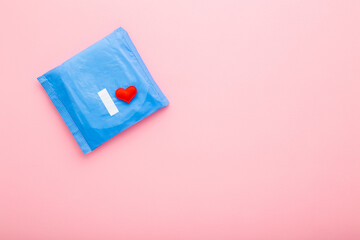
left=37, top=27, right=169, bottom=154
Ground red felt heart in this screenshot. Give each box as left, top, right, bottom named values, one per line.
left=115, top=86, right=137, bottom=103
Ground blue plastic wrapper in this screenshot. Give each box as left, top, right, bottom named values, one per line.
left=37, top=27, right=169, bottom=154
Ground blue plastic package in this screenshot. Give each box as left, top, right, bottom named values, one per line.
left=37, top=27, right=169, bottom=154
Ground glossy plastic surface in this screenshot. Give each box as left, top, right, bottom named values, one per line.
left=38, top=27, right=169, bottom=154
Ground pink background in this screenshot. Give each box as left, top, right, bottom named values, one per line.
left=1, top=0, right=360, bottom=239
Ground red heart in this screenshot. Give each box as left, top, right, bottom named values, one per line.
left=115, top=86, right=137, bottom=103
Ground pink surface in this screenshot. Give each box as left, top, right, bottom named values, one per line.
left=1, top=0, right=360, bottom=239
